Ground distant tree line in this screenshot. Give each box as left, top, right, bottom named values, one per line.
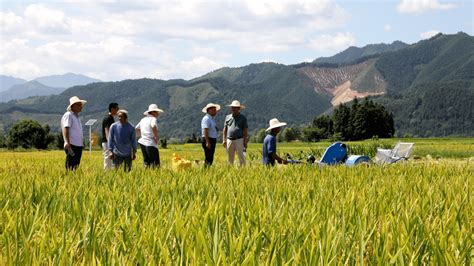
left=0, top=99, right=394, bottom=150
left=251, top=98, right=394, bottom=142
left=0, top=119, right=63, bottom=150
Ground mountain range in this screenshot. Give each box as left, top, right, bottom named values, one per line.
left=0, top=32, right=472, bottom=139
left=0, top=73, right=101, bottom=102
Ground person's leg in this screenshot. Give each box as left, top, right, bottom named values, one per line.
left=123, top=155, right=132, bottom=172
left=64, top=148, right=72, bottom=170
left=102, top=142, right=112, bottom=169
left=147, top=146, right=160, bottom=168
left=113, top=154, right=124, bottom=170
left=226, top=139, right=236, bottom=165
left=65, top=145, right=83, bottom=170
left=235, top=138, right=246, bottom=166
left=74, top=145, right=83, bottom=169
left=202, top=139, right=212, bottom=166
left=140, top=144, right=150, bottom=167
left=209, top=138, right=216, bottom=165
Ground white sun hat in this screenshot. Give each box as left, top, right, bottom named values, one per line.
left=266, top=118, right=287, bottom=132
left=66, top=96, right=87, bottom=111
left=117, top=109, right=128, bottom=115
left=227, top=100, right=245, bottom=109
left=143, top=104, right=164, bottom=115
left=202, top=103, right=221, bottom=113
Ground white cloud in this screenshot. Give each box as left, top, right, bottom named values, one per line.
left=384, top=24, right=392, bottom=31
left=307, top=32, right=357, bottom=53
left=420, top=30, right=440, bottom=39
left=0, top=1, right=351, bottom=80
left=397, top=0, right=458, bottom=13
left=24, top=4, right=71, bottom=34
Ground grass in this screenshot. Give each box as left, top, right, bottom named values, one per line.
left=0, top=138, right=473, bottom=264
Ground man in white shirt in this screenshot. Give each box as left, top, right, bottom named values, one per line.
left=61, top=96, right=87, bottom=171
left=201, top=103, right=220, bottom=166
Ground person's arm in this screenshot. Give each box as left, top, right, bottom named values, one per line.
left=204, top=128, right=210, bottom=148
left=152, top=123, right=158, bottom=145
left=108, top=125, right=115, bottom=159
left=63, top=127, right=71, bottom=150
left=135, top=122, right=141, bottom=137
left=271, top=153, right=288, bottom=164
left=131, top=126, right=137, bottom=160
left=243, top=127, right=248, bottom=148
left=222, top=124, right=228, bottom=148
left=243, top=116, right=249, bottom=148
left=105, top=127, right=110, bottom=142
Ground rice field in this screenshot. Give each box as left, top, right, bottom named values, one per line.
left=0, top=139, right=473, bottom=264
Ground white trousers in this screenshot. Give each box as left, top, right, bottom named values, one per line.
left=102, top=142, right=113, bottom=169
left=226, top=138, right=245, bottom=166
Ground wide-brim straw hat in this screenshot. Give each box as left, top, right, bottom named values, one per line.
left=67, top=96, right=87, bottom=111
left=117, top=109, right=128, bottom=115
left=227, top=100, right=245, bottom=109
left=202, top=103, right=221, bottom=113
left=143, top=104, right=164, bottom=115
left=266, top=118, right=287, bottom=132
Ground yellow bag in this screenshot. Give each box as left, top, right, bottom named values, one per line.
left=171, top=153, right=192, bottom=172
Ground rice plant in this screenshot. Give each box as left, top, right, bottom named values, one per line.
left=0, top=139, right=472, bottom=264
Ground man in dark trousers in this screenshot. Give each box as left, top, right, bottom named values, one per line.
left=101, top=102, right=119, bottom=169
left=108, top=110, right=137, bottom=172
left=201, top=103, right=220, bottom=167
left=61, top=96, right=87, bottom=171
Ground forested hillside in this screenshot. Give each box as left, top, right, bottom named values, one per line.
left=0, top=32, right=472, bottom=139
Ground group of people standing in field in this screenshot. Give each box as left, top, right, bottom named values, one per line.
left=61, top=96, right=288, bottom=172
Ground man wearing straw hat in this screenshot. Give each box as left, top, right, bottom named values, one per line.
left=61, top=96, right=87, bottom=171
left=262, top=118, right=288, bottom=166
left=136, top=104, right=164, bottom=168
left=223, top=100, right=248, bottom=166
left=201, top=103, right=220, bottom=167
left=108, top=110, right=137, bottom=172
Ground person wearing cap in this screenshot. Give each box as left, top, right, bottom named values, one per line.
left=136, top=104, right=164, bottom=168
left=101, top=102, right=119, bottom=169
left=108, top=110, right=137, bottom=172
left=201, top=103, right=220, bottom=167
left=262, top=118, right=288, bottom=166
left=61, top=96, right=87, bottom=171
left=223, top=100, right=248, bottom=166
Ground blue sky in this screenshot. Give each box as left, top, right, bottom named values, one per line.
left=1, top=0, right=472, bottom=81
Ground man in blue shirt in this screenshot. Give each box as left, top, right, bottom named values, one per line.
left=263, top=118, right=288, bottom=166
left=201, top=103, right=220, bottom=167
left=108, top=110, right=137, bottom=172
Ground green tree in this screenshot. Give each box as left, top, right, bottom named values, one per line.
left=302, top=127, right=325, bottom=142
left=6, top=119, right=53, bottom=149
left=279, top=127, right=301, bottom=142
left=251, top=128, right=267, bottom=143
left=0, top=133, right=5, bottom=148
left=333, top=103, right=352, bottom=140
left=312, top=115, right=333, bottom=139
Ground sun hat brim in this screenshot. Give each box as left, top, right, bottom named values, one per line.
left=144, top=108, right=164, bottom=115
left=266, top=122, right=287, bottom=132
left=202, top=104, right=221, bottom=113
left=67, top=99, right=87, bottom=111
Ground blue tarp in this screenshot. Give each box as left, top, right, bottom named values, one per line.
left=320, top=142, right=347, bottom=165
